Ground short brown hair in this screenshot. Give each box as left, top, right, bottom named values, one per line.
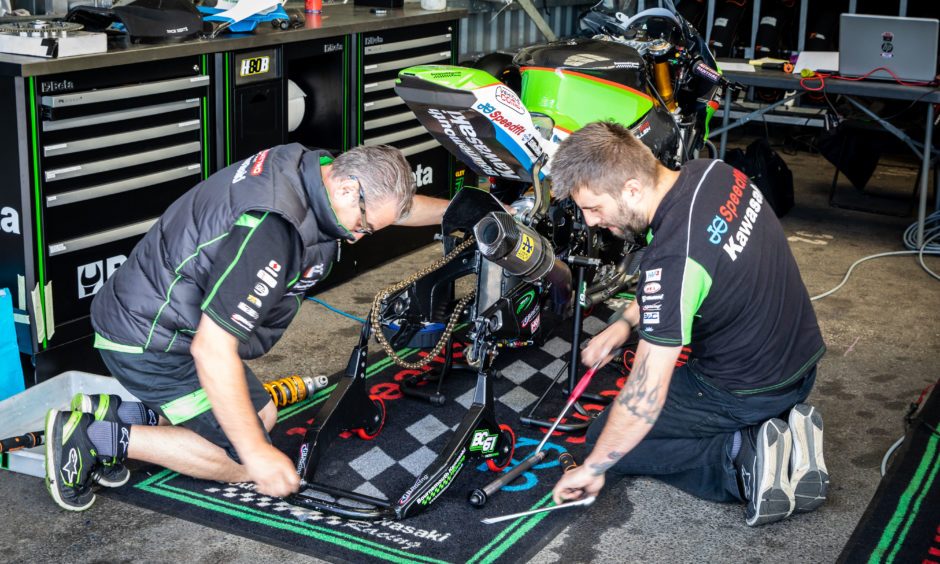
left=330, top=145, right=416, bottom=221
left=550, top=121, right=660, bottom=200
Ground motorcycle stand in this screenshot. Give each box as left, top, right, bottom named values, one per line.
left=287, top=317, right=515, bottom=520
left=519, top=255, right=612, bottom=434
left=399, top=335, right=479, bottom=406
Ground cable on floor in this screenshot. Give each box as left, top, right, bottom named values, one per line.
left=305, top=296, right=366, bottom=323
left=811, top=211, right=940, bottom=300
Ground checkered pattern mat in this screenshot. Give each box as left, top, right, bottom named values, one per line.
left=105, top=300, right=636, bottom=563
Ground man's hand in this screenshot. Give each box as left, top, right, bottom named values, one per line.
left=581, top=319, right=631, bottom=368
left=551, top=464, right=605, bottom=504
left=244, top=443, right=301, bottom=497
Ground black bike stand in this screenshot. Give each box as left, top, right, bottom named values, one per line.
left=519, top=255, right=612, bottom=433
left=287, top=317, right=515, bottom=520
left=399, top=335, right=478, bottom=405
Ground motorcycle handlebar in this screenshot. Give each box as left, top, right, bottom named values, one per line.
left=691, top=60, right=744, bottom=92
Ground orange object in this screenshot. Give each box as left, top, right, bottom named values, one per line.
left=653, top=60, right=677, bottom=112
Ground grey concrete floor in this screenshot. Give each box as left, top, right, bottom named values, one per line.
left=1, top=137, right=938, bottom=563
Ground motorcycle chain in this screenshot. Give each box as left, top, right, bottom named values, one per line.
left=370, top=236, right=477, bottom=369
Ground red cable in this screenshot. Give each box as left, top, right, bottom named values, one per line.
left=801, top=67, right=937, bottom=91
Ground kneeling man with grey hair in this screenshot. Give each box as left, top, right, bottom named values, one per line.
left=44, top=143, right=450, bottom=511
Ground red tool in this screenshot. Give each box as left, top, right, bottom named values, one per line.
left=468, top=360, right=601, bottom=507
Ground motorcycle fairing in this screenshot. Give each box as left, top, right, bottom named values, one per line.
left=514, top=38, right=655, bottom=135
left=396, top=66, right=548, bottom=183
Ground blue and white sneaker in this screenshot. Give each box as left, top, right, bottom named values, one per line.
left=739, top=418, right=795, bottom=527
left=789, top=403, right=829, bottom=513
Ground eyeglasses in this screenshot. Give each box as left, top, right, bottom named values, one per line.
left=349, top=175, right=373, bottom=236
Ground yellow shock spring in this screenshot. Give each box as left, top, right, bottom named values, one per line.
left=264, top=375, right=308, bottom=408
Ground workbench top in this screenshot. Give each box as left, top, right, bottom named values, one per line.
left=0, top=3, right=466, bottom=77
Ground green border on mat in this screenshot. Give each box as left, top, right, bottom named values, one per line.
left=134, top=344, right=554, bottom=563
left=867, top=433, right=940, bottom=564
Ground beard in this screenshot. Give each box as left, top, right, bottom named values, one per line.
left=606, top=197, right=649, bottom=240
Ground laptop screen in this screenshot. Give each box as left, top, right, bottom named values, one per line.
left=838, top=14, right=939, bottom=83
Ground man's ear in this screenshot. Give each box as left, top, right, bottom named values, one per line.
left=334, top=177, right=358, bottom=204
left=623, top=178, right=644, bottom=203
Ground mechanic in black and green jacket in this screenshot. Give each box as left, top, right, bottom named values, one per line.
left=43, top=144, right=450, bottom=512
left=548, top=122, right=827, bottom=528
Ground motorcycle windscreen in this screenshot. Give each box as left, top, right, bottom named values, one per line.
left=396, top=66, right=545, bottom=184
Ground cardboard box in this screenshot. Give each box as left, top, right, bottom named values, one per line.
left=0, top=371, right=137, bottom=478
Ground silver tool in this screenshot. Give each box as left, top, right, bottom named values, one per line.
left=480, top=495, right=596, bottom=524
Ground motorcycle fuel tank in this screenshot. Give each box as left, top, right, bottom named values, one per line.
left=514, top=38, right=655, bottom=134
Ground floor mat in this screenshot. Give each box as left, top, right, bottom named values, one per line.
left=103, top=304, right=635, bottom=563
left=837, top=381, right=940, bottom=563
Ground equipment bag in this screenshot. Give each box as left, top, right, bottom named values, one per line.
left=0, top=288, right=25, bottom=402
left=724, top=138, right=794, bottom=217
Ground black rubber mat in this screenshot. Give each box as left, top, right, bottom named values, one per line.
left=102, top=305, right=636, bottom=563
left=837, top=380, right=940, bottom=563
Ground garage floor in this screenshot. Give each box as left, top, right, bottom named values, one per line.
left=1, top=135, right=937, bottom=563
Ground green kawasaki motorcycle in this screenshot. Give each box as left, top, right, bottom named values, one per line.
left=395, top=0, right=730, bottom=305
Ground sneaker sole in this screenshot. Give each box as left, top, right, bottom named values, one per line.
left=790, top=403, right=829, bottom=513
left=70, top=393, right=93, bottom=414
left=93, top=466, right=131, bottom=488
left=746, top=419, right=795, bottom=527
left=44, top=409, right=95, bottom=512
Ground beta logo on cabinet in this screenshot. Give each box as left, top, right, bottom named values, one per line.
left=1, top=206, right=19, bottom=236
left=77, top=255, right=126, bottom=299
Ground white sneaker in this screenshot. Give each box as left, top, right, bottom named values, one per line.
left=789, top=403, right=829, bottom=513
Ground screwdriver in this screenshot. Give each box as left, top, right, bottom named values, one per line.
left=0, top=431, right=43, bottom=453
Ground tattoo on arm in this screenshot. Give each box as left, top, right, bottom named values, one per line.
left=616, top=355, right=662, bottom=425
left=587, top=451, right=626, bottom=476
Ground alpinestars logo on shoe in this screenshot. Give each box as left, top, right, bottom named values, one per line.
left=741, top=462, right=754, bottom=499
left=61, top=448, right=80, bottom=485
left=119, top=427, right=130, bottom=456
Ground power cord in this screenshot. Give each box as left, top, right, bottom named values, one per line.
left=305, top=296, right=366, bottom=323
left=800, top=66, right=938, bottom=91
left=811, top=211, right=940, bottom=300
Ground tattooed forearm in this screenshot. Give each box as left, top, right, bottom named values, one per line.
left=616, top=355, right=662, bottom=425
left=588, top=451, right=625, bottom=476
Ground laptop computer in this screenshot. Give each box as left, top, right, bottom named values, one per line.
left=839, top=13, right=939, bottom=83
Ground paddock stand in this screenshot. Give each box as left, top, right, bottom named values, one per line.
left=519, top=255, right=613, bottom=433
left=287, top=317, right=514, bottom=520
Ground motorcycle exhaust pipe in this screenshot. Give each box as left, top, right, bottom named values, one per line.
left=473, top=212, right=572, bottom=309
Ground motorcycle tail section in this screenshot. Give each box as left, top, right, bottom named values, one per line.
left=396, top=65, right=550, bottom=184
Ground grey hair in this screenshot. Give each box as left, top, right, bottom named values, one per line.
left=329, top=145, right=416, bottom=221
left=550, top=121, right=660, bottom=200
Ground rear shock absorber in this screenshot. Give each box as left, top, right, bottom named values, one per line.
left=264, top=375, right=330, bottom=408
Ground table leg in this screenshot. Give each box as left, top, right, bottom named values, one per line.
left=917, top=103, right=934, bottom=248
